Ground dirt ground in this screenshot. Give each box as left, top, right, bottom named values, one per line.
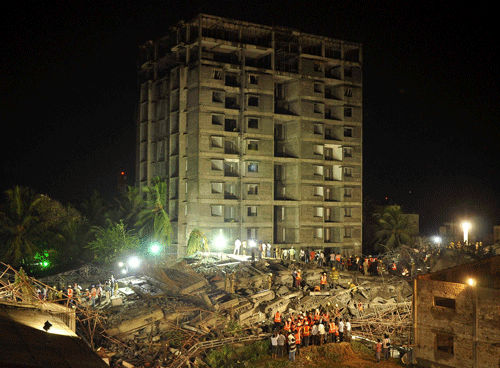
left=249, top=342, right=406, bottom=368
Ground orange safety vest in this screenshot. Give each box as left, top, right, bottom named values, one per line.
left=335, top=325, right=339, bottom=336
left=284, top=321, right=291, bottom=331
left=314, top=312, right=320, bottom=321
left=67, top=288, right=73, bottom=298
left=358, top=303, right=363, bottom=311
left=91, top=288, right=96, bottom=297
left=320, top=275, right=327, bottom=285
left=322, top=313, right=329, bottom=322
left=274, top=312, right=281, bottom=323
left=392, top=263, right=397, bottom=270
left=294, top=330, right=301, bottom=344
left=303, top=325, right=310, bottom=336
left=328, top=322, right=335, bottom=333
left=336, top=254, right=341, bottom=262
left=296, top=273, right=302, bottom=282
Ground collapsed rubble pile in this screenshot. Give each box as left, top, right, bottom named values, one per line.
left=90, top=254, right=413, bottom=367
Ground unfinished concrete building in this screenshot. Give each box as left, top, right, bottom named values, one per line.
left=413, top=256, right=500, bottom=367
left=136, top=14, right=362, bottom=258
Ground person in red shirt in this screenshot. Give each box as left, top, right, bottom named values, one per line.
left=310, top=250, right=316, bottom=263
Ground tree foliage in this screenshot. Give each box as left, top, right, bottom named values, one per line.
left=186, top=229, right=209, bottom=255
left=85, top=221, right=140, bottom=264
left=373, top=205, right=413, bottom=251
left=136, top=177, right=172, bottom=251
left=0, top=187, right=52, bottom=267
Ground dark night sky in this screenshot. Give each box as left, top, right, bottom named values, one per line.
left=1, top=1, right=499, bottom=236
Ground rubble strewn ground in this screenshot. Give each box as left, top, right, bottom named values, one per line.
left=2, top=245, right=491, bottom=367
left=73, top=254, right=413, bottom=367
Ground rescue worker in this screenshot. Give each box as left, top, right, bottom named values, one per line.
left=391, top=261, right=397, bottom=275
left=294, top=323, right=302, bottom=355
left=267, top=273, right=273, bottom=290
left=322, top=310, right=330, bottom=323
left=331, top=267, right=339, bottom=286
left=363, top=258, right=369, bottom=276
left=284, top=318, right=292, bottom=333
left=229, top=272, right=235, bottom=293
left=90, top=285, right=97, bottom=307
left=348, top=281, right=357, bottom=297
left=320, top=272, right=328, bottom=290
left=67, top=285, right=73, bottom=306
left=295, top=269, right=302, bottom=289
left=358, top=301, right=364, bottom=316
left=113, top=280, right=119, bottom=297
left=302, top=321, right=310, bottom=347
left=274, top=311, right=282, bottom=330
left=328, top=319, right=337, bottom=343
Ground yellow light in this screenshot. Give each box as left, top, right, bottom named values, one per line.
left=462, top=222, right=471, bottom=243
left=468, top=278, right=476, bottom=286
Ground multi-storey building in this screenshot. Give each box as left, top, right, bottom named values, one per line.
left=136, top=14, right=362, bottom=258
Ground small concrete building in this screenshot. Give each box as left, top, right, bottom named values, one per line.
left=413, top=256, right=500, bottom=367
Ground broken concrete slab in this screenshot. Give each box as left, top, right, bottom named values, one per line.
left=106, top=308, right=164, bottom=337
left=180, top=279, right=208, bottom=295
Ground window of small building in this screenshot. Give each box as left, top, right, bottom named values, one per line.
left=434, top=297, right=456, bottom=310
left=436, top=334, right=454, bottom=356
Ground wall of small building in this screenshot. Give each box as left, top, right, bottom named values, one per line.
left=414, top=278, right=500, bottom=367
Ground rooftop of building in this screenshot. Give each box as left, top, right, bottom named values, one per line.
left=0, top=302, right=108, bottom=368
left=420, top=254, right=500, bottom=289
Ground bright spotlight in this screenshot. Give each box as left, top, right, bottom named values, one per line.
left=149, top=242, right=161, bottom=255
left=128, top=256, right=141, bottom=269
left=214, top=236, right=226, bottom=250
left=462, top=222, right=471, bottom=244
left=118, top=262, right=124, bottom=268
left=248, top=240, right=256, bottom=248
left=467, top=278, right=476, bottom=286
left=433, top=236, right=442, bottom=244
left=121, top=268, right=127, bottom=274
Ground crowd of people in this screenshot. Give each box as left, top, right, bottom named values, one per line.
left=36, top=275, right=119, bottom=308
left=271, top=308, right=352, bottom=362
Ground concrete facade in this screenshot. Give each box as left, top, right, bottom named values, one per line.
left=414, top=256, right=500, bottom=367
left=136, top=14, right=362, bottom=257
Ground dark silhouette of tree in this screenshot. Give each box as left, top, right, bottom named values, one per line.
left=373, top=205, right=413, bottom=252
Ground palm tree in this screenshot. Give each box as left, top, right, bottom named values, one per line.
left=80, top=190, right=111, bottom=229
left=186, top=229, right=209, bottom=255
left=113, top=185, right=146, bottom=230
left=0, top=186, right=48, bottom=267
left=373, top=205, right=413, bottom=252
left=136, top=177, right=173, bottom=255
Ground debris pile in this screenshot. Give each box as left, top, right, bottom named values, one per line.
left=91, top=254, right=414, bottom=367
left=2, top=256, right=415, bottom=367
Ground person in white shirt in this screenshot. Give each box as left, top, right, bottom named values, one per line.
left=311, top=322, right=319, bottom=345
left=270, top=333, right=278, bottom=359
left=318, top=321, right=326, bottom=345
left=345, top=319, right=351, bottom=342
left=382, top=333, right=391, bottom=360
left=338, top=318, right=344, bottom=342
